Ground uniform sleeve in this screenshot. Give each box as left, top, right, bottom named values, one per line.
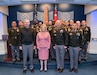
left=19, top=30, right=22, bottom=46
left=51, top=28, right=55, bottom=46
left=8, top=28, right=11, bottom=44
left=36, top=33, right=40, bottom=49
left=64, top=30, right=68, bottom=46
left=80, top=32, right=83, bottom=48
left=88, top=27, right=91, bottom=42
left=32, top=29, right=36, bottom=45
left=47, top=32, right=51, bottom=49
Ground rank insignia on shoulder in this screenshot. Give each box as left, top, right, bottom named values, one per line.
left=68, top=28, right=71, bottom=32
left=85, top=28, right=88, bottom=31
left=17, top=29, right=19, bottom=32
left=80, top=29, right=83, bottom=32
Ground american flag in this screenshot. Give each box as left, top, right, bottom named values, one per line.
left=58, top=11, right=74, bottom=21
left=17, top=12, right=33, bottom=21
left=34, top=4, right=37, bottom=20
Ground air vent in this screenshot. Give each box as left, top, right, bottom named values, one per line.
left=21, top=0, right=38, bottom=1
left=39, top=0, right=56, bottom=2
left=0, top=0, right=4, bottom=2
left=56, top=0, right=74, bottom=1
left=91, top=0, right=97, bottom=1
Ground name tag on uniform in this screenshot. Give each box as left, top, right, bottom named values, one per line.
left=54, top=34, right=56, bottom=36
left=15, top=36, right=17, bottom=39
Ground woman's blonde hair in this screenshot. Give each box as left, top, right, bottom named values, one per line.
left=40, top=24, right=47, bottom=32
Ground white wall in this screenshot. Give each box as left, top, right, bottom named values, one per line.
left=0, top=6, right=8, bottom=55
left=0, top=6, right=8, bottom=15
left=85, top=5, right=97, bottom=14
left=85, top=5, right=97, bottom=54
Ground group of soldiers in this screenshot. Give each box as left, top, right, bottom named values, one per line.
left=8, top=19, right=91, bottom=73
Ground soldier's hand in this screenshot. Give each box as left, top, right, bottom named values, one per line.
left=9, top=44, right=12, bottom=46
left=53, top=46, right=56, bottom=49
left=64, top=46, right=67, bottom=49
left=19, top=46, right=22, bottom=50
left=34, top=46, right=36, bottom=50
left=79, top=48, right=82, bottom=50
left=87, top=41, right=90, bottom=44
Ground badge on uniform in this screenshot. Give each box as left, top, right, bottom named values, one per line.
left=68, top=28, right=71, bottom=32
left=48, top=26, right=52, bottom=31
left=11, top=30, right=14, bottom=32
left=15, top=36, right=17, bottom=39
left=76, top=33, right=80, bottom=36
left=54, top=34, right=56, bottom=36
left=60, top=30, right=63, bottom=33
left=69, top=33, right=72, bottom=35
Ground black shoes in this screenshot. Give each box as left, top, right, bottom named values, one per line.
left=12, top=59, right=21, bottom=63
left=78, top=59, right=82, bottom=64
left=23, top=69, right=27, bottom=74
left=83, top=58, right=87, bottom=61
left=74, top=68, right=78, bottom=73
left=23, top=69, right=34, bottom=73
left=30, top=69, right=34, bottom=73
left=69, top=68, right=74, bottom=72
left=69, top=68, right=78, bottom=73
left=40, top=69, right=43, bottom=72
left=59, top=69, right=63, bottom=73
left=55, top=68, right=60, bottom=71
left=40, top=68, right=47, bottom=72
left=55, top=68, right=63, bottom=73
left=12, top=59, right=16, bottom=63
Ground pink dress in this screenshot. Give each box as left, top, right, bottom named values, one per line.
left=36, top=31, right=51, bottom=60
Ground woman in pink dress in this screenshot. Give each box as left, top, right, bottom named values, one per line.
left=36, top=24, right=51, bottom=71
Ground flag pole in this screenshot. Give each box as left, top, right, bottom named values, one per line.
left=34, top=4, right=37, bottom=22
left=54, top=4, right=58, bottom=22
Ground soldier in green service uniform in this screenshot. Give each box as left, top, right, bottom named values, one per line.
left=81, top=20, right=91, bottom=61
left=68, top=23, right=83, bottom=73
left=63, top=20, right=71, bottom=60
left=8, top=21, right=20, bottom=62
left=47, top=20, right=55, bottom=60
left=18, top=20, right=24, bottom=60
left=69, top=20, right=74, bottom=28
left=76, top=21, right=84, bottom=63
left=52, top=20, right=68, bottom=73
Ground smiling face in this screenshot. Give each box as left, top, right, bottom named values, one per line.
left=24, top=19, right=30, bottom=28
left=65, top=20, right=69, bottom=26
left=48, top=21, right=52, bottom=25
left=69, top=20, right=74, bottom=26
left=81, top=20, right=86, bottom=26
left=55, top=20, right=62, bottom=28
left=18, top=21, right=24, bottom=27
left=72, top=23, right=77, bottom=30
left=40, top=24, right=47, bottom=32
left=11, top=21, right=17, bottom=27
left=76, top=21, right=81, bottom=28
